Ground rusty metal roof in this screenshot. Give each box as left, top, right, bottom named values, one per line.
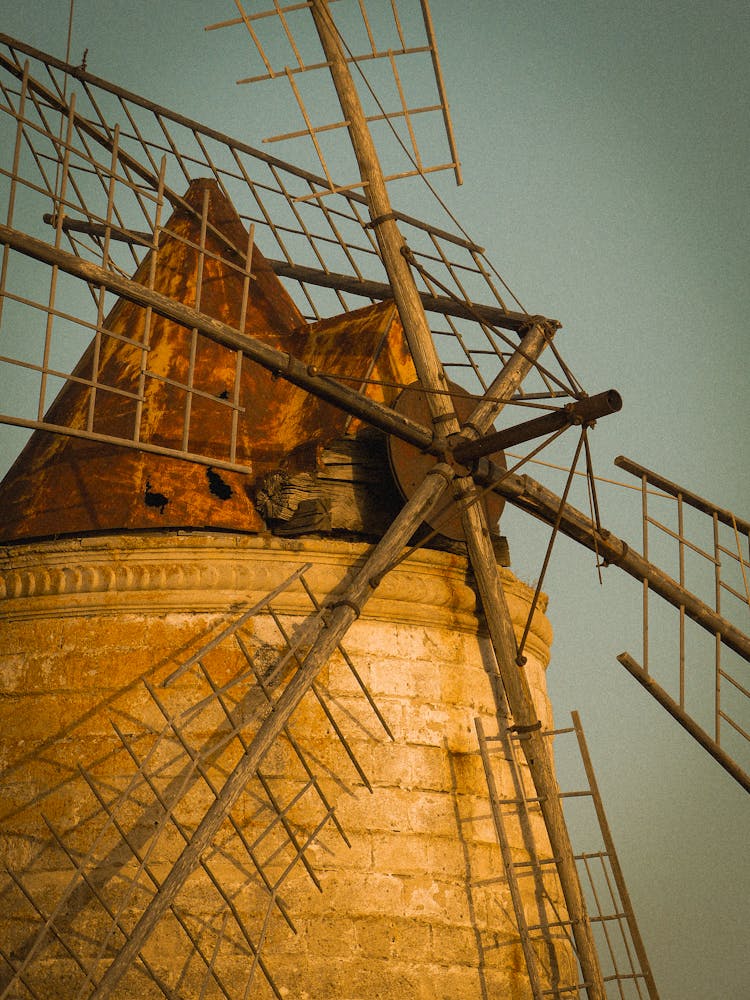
left=0, top=179, right=416, bottom=542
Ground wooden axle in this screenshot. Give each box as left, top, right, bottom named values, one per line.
left=453, top=389, right=622, bottom=465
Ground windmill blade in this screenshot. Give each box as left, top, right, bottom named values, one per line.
left=0, top=30, right=580, bottom=488
left=479, top=455, right=749, bottom=789
left=614, top=457, right=749, bottom=791
left=206, top=0, right=462, bottom=192
left=475, top=712, right=659, bottom=999
left=481, top=463, right=750, bottom=662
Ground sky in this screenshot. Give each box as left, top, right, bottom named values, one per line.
left=0, top=2, right=748, bottom=997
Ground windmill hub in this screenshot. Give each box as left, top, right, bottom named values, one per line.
left=386, top=380, right=506, bottom=543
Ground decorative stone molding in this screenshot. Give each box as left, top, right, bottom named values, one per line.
left=0, top=531, right=552, bottom=664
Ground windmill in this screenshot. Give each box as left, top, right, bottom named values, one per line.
left=0, top=3, right=747, bottom=999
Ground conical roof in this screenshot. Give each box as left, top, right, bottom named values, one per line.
left=0, top=179, right=416, bottom=541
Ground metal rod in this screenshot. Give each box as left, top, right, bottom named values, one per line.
left=37, top=90, right=76, bottom=422
left=182, top=187, right=208, bottom=452
left=616, top=653, right=750, bottom=793
left=419, top=0, right=462, bottom=185
left=86, top=122, right=119, bottom=434
left=678, top=495, right=686, bottom=708
left=453, top=390, right=622, bottom=465
left=0, top=413, right=251, bottom=474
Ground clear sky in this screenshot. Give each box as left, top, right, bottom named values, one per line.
left=1, top=2, right=748, bottom=997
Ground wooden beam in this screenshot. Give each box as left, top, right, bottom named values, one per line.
left=38, top=215, right=544, bottom=334
left=457, top=487, right=606, bottom=998
left=309, top=0, right=454, bottom=433
left=268, top=258, right=541, bottom=334
left=617, top=654, right=750, bottom=794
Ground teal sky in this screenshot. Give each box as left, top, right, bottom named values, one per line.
left=1, top=2, right=748, bottom=997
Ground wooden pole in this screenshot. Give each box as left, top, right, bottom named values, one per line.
left=308, top=4, right=605, bottom=995
left=309, top=0, right=454, bottom=432
left=39, top=215, right=540, bottom=334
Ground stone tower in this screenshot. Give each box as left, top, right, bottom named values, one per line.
left=0, top=180, right=569, bottom=998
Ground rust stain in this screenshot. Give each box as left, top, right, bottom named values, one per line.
left=0, top=179, right=416, bottom=542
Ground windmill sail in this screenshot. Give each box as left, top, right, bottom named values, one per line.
left=615, top=457, right=749, bottom=792
left=476, top=713, right=659, bottom=999
left=0, top=29, right=583, bottom=482
left=205, top=0, right=462, bottom=193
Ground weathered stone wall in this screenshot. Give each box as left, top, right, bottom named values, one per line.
left=0, top=533, right=572, bottom=999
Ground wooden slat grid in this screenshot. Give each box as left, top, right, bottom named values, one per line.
left=206, top=0, right=463, bottom=187
left=0, top=566, right=389, bottom=1000
left=615, top=456, right=749, bottom=791
left=0, top=32, right=584, bottom=472
left=474, top=712, right=659, bottom=999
